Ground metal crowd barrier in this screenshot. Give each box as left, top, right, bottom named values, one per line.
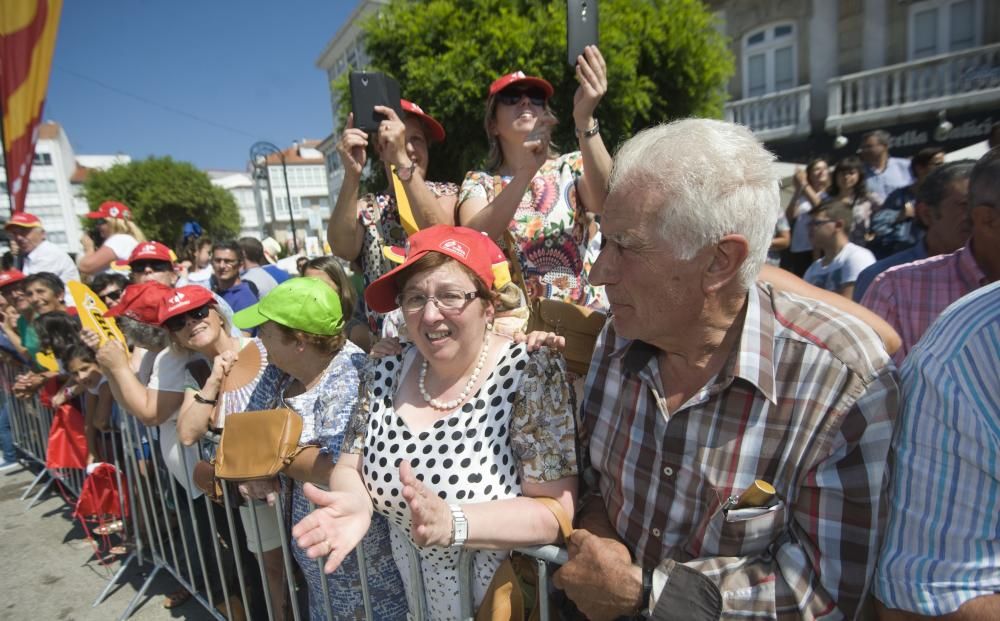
left=1, top=357, right=571, bottom=620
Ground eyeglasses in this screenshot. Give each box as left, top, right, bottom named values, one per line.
left=99, top=289, right=123, bottom=303
left=396, top=290, right=479, bottom=314
left=808, top=219, right=836, bottom=228
left=132, top=260, right=173, bottom=273
left=212, top=258, right=238, bottom=266
left=496, top=87, right=547, bottom=107
left=163, top=305, right=212, bottom=332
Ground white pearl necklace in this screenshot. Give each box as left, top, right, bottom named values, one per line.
left=418, top=332, right=490, bottom=411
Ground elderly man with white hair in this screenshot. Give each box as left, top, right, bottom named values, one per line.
left=552, top=119, right=899, bottom=620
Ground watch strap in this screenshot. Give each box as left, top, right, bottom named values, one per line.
left=449, top=504, right=468, bottom=548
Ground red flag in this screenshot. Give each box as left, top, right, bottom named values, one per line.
left=46, top=403, right=87, bottom=470
left=75, top=463, right=129, bottom=521
left=0, top=0, right=63, bottom=214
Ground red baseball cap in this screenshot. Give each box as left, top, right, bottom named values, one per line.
left=0, top=269, right=26, bottom=289
left=105, top=281, right=173, bottom=324
left=4, top=213, right=42, bottom=230
left=128, top=241, right=174, bottom=265
left=488, top=71, right=554, bottom=99
left=365, top=225, right=500, bottom=313
left=400, top=99, right=446, bottom=144
left=156, top=285, right=216, bottom=326
left=86, top=201, right=132, bottom=220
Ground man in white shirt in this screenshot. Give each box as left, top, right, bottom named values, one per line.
left=5, top=212, right=79, bottom=307
left=804, top=199, right=876, bottom=299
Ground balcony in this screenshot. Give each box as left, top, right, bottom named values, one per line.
left=724, top=85, right=811, bottom=142
left=826, top=43, right=1000, bottom=131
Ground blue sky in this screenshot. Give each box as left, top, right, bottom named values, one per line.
left=46, top=1, right=357, bottom=171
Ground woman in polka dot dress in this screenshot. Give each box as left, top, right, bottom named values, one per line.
left=293, top=226, right=578, bottom=619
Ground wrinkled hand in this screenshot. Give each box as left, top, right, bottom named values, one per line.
left=96, top=339, right=130, bottom=371
left=400, top=460, right=452, bottom=547
left=514, top=330, right=566, bottom=352
left=572, top=45, right=608, bottom=129
left=368, top=336, right=402, bottom=359
left=373, top=106, right=410, bottom=170
left=292, top=483, right=373, bottom=574
left=239, top=477, right=280, bottom=506
left=337, top=113, right=369, bottom=178
left=80, top=328, right=101, bottom=350
left=14, top=372, right=44, bottom=398
left=208, top=350, right=237, bottom=387
left=553, top=529, right=645, bottom=621
left=793, top=167, right=807, bottom=191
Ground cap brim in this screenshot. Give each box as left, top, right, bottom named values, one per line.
left=493, top=76, right=555, bottom=99
left=232, top=303, right=269, bottom=330
left=4, top=222, right=41, bottom=229
left=85, top=212, right=104, bottom=219
left=364, top=249, right=431, bottom=313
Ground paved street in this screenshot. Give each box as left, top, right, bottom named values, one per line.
left=0, top=462, right=213, bottom=621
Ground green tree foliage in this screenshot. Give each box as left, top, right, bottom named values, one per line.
left=82, top=157, right=241, bottom=244
left=341, top=0, right=733, bottom=184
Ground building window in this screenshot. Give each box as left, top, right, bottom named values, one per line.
left=32, top=152, right=52, bottom=166
left=908, top=0, right=979, bottom=60
left=742, top=22, right=796, bottom=98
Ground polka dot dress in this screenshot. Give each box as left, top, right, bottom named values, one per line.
left=361, top=341, right=530, bottom=619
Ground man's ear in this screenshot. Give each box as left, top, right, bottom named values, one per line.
left=704, top=235, right=749, bottom=293
left=914, top=201, right=934, bottom=228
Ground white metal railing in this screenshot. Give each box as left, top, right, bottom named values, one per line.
left=826, top=43, right=1000, bottom=129
left=724, top=85, right=811, bottom=141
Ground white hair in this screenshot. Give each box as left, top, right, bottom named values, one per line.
left=609, top=119, right=780, bottom=288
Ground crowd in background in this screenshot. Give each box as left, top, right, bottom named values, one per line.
left=1, top=45, right=999, bottom=621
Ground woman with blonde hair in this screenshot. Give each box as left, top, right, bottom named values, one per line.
left=78, top=201, right=148, bottom=276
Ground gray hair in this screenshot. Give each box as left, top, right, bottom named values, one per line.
left=861, top=129, right=891, bottom=146
left=970, top=146, right=1000, bottom=210
left=117, top=316, right=170, bottom=350
left=917, top=160, right=974, bottom=214
left=608, top=119, right=780, bottom=288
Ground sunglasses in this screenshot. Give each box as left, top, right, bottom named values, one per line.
left=163, top=305, right=211, bottom=332
left=100, top=289, right=124, bottom=303
left=496, top=87, right=547, bottom=107
left=132, top=260, right=173, bottom=273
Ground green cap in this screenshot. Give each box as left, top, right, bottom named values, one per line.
left=233, top=277, right=344, bottom=336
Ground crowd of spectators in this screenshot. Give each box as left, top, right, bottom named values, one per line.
left=1, top=53, right=998, bottom=620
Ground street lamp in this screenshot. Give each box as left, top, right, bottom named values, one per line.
left=249, top=141, right=299, bottom=254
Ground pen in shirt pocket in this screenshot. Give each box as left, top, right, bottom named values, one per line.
left=723, top=480, right=776, bottom=511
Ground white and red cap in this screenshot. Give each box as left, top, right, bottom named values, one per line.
left=155, top=285, right=215, bottom=325
left=86, top=201, right=132, bottom=220
left=488, top=71, right=554, bottom=99
left=4, top=212, right=42, bottom=230
left=400, top=99, right=446, bottom=143
left=365, top=225, right=500, bottom=313
left=105, top=281, right=173, bottom=324
left=0, top=269, right=26, bottom=288
left=128, top=241, right=174, bottom=265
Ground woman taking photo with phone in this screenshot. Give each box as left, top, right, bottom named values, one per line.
left=456, top=45, right=612, bottom=309
left=327, top=98, right=457, bottom=335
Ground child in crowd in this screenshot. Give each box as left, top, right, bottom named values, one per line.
left=803, top=199, right=877, bottom=299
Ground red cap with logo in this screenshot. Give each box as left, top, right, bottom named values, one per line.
left=365, top=225, right=499, bottom=313
left=128, top=241, right=174, bottom=265
left=155, top=285, right=216, bottom=325
left=400, top=99, right=446, bottom=144
left=104, top=281, right=173, bottom=324
left=488, top=71, right=554, bottom=99
left=4, top=213, right=42, bottom=230
left=0, top=269, right=26, bottom=288
left=86, top=201, right=132, bottom=220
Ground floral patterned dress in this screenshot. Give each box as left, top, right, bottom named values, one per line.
left=358, top=182, right=459, bottom=333
left=458, top=152, right=607, bottom=310
left=246, top=342, right=407, bottom=620
left=343, top=342, right=578, bottom=619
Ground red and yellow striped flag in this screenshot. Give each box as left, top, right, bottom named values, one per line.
left=1, top=0, right=62, bottom=214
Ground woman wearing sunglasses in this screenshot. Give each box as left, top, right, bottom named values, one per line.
left=456, top=46, right=612, bottom=310
left=78, top=201, right=148, bottom=276
left=293, top=226, right=576, bottom=619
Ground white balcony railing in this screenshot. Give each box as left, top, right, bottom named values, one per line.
left=826, top=43, right=1000, bottom=130
left=724, top=85, right=811, bottom=142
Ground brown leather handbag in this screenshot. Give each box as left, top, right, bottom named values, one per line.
left=476, top=497, right=574, bottom=621
left=214, top=408, right=307, bottom=481
left=527, top=299, right=606, bottom=377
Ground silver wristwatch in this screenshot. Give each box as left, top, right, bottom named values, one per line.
left=394, top=160, right=416, bottom=181
left=449, top=504, right=468, bottom=548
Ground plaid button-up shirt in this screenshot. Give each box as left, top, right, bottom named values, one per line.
left=581, top=284, right=899, bottom=620
left=859, top=243, right=987, bottom=365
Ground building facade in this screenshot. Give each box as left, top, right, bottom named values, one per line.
left=208, top=170, right=261, bottom=240
left=711, top=0, right=998, bottom=161
left=249, top=141, right=331, bottom=251
left=1, top=121, right=130, bottom=254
